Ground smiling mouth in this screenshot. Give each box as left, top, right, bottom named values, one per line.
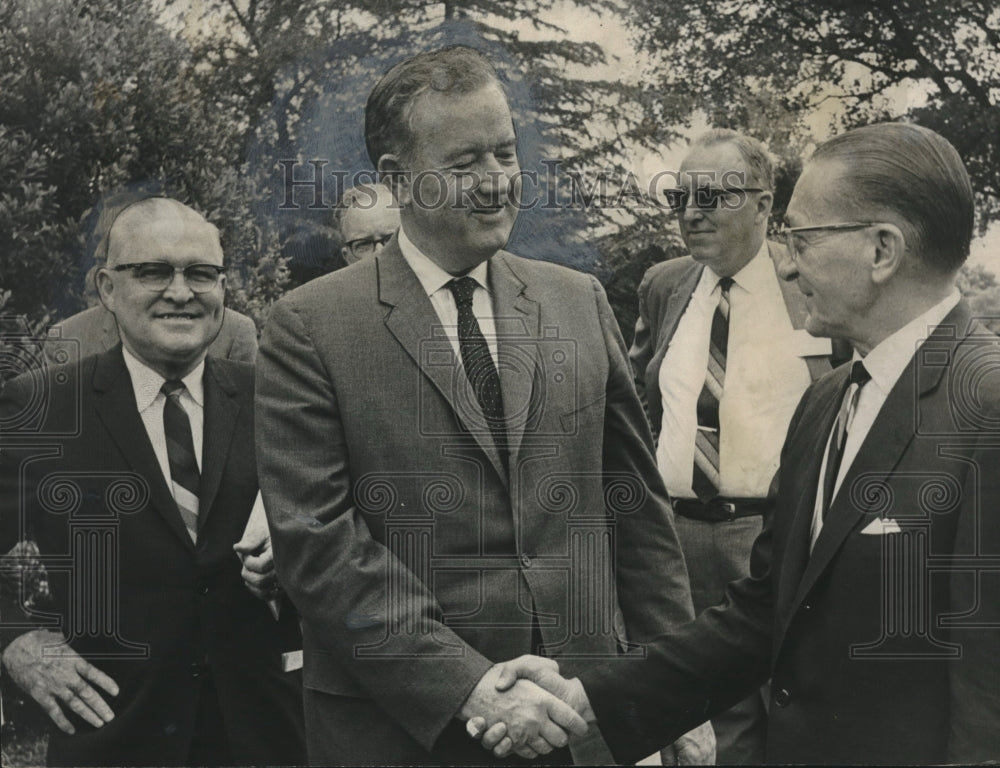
left=155, top=312, right=201, bottom=320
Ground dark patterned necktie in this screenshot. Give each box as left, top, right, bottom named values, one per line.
left=821, top=360, right=871, bottom=520
left=692, top=276, right=734, bottom=502
left=448, top=277, right=506, bottom=454
left=162, top=380, right=201, bottom=543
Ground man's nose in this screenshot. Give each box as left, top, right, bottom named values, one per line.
left=162, top=269, right=195, bottom=301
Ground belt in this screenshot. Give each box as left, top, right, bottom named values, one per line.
left=672, top=497, right=770, bottom=523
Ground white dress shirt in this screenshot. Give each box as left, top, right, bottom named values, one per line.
left=397, top=226, right=499, bottom=365
left=122, top=347, right=267, bottom=526
left=123, top=347, right=205, bottom=482
left=809, top=290, right=961, bottom=548
left=656, top=242, right=814, bottom=498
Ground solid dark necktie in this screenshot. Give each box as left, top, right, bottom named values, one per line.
left=162, top=380, right=201, bottom=543
left=821, top=360, right=872, bottom=520
left=692, top=276, right=734, bottom=502
left=447, top=277, right=506, bottom=453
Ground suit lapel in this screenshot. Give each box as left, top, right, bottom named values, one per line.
left=659, top=261, right=703, bottom=350
left=786, top=302, right=973, bottom=618
left=198, top=358, right=240, bottom=530
left=92, top=348, right=196, bottom=553
left=489, top=253, right=540, bottom=464
left=378, top=241, right=508, bottom=484
left=772, top=370, right=845, bottom=649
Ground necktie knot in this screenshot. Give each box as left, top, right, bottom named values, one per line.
left=718, top=276, right=735, bottom=294
left=849, top=360, right=871, bottom=388
left=448, top=276, right=477, bottom=308
left=161, top=380, right=185, bottom=399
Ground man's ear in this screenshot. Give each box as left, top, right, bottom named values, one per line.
left=95, top=267, right=116, bottom=312
left=378, top=154, right=410, bottom=207
left=755, top=190, right=774, bottom=224
left=870, top=223, right=907, bottom=285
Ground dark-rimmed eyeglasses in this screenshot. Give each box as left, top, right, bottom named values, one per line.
left=345, top=233, right=393, bottom=257
left=664, top=187, right=764, bottom=213
left=112, top=262, right=225, bottom=293
left=773, top=222, right=880, bottom=259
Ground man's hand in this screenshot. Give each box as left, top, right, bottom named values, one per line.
left=233, top=521, right=280, bottom=602
left=460, top=662, right=588, bottom=759
left=466, top=655, right=595, bottom=758
left=660, top=722, right=716, bottom=765
left=1, top=629, right=118, bottom=734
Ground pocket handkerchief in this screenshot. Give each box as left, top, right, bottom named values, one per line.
left=860, top=517, right=903, bottom=535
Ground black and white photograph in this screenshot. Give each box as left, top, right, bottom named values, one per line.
left=1, top=1, right=999, bottom=766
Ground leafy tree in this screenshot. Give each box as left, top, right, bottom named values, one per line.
left=628, top=0, right=1000, bottom=228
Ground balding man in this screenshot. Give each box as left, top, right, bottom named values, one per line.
left=337, top=182, right=400, bottom=265
left=0, top=198, right=306, bottom=766
left=476, top=122, right=1000, bottom=764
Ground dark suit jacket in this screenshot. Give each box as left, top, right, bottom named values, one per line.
left=0, top=350, right=305, bottom=767
left=255, top=238, right=695, bottom=763
left=581, top=300, right=1000, bottom=764
left=630, top=245, right=849, bottom=441
left=45, top=305, right=259, bottom=364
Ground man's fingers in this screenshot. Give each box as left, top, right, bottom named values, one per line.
left=493, top=735, right=514, bottom=758
left=70, top=679, right=115, bottom=723
left=62, top=690, right=108, bottom=729
left=539, top=719, right=570, bottom=749
left=481, top=722, right=508, bottom=749
left=513, top=744, right=540, bottom=759
left=38, top=695, right=75, bottom=735
left=465, top=716, right=487, bottom=740
left=241, top=549, right=275, bottom=574
left=528, top=735, right=553, bottom=755
left=546, top=697, right=589, bottom=737
left=78, top=659, right=119, bottom=697
left=493, top=661, right=518, bottom=691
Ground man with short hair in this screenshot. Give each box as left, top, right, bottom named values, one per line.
left=476, top=122, right=1000, bottom=764
left=0, top=198, right=306, bottom=766
left=337, top=182, right=400, bottom=265
left=256, top=45, right=696, bottom=765
left=630, top=129, right=844, bottom=763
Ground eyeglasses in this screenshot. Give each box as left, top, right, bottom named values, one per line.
left=664, top=187, right=764, bottom=213
left=345, top=233, right=393, bottom=257
left=112, top=262, right=225, bottom=293
left=773, top=222, right=880, bottom=259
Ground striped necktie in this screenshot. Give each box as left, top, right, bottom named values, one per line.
left=162, top=380, right=200, bottom=543
left=692, top=276, right=734, bottom=502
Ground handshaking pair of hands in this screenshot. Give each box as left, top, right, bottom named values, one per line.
left=459, top=655, right=594, bottom=759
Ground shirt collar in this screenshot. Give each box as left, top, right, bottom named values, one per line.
left=121, top=346, right=206, bottom=413
left=702, top=240, right=770, bottom=295
left=397, top=226, right=491, bottom=298
left=854, top=290, right=962, bottom=396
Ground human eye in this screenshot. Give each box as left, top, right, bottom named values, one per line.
left=135, top=262, right=174, bottom=281
left=185, top=264, right=222, bottom=289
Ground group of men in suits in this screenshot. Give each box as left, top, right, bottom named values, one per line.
left=2, top=41, right=998, bottom=768
left=470, top=123, right=1000, bottom=764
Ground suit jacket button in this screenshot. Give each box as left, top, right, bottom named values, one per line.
left=190, top=663, right=203, bottom=678
left=197, top=584, right=209, bottom=596
left=800, top=603, right=811, bottom=613
left=520, top=553, right=532, bottom=568
left=774, top=688, right=791, bottom=707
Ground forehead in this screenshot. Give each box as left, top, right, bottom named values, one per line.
left=405, top=84, right=515, bottom=156
left=786, top=159, right=851, bottom=224
left=680, top=141, right=749, bottom=185
left=112, top=205, right=222, bottom=265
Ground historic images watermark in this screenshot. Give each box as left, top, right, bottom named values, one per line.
left=277, top=159, right=758, bottom=212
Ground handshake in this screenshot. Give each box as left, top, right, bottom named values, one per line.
left=459, top=655, right=594, bottom=759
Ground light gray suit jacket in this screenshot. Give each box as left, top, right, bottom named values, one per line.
left=255, top=237, right=695, bottom=760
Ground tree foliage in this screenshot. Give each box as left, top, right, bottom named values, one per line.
left=629, top=0, right=1000, bottom=228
